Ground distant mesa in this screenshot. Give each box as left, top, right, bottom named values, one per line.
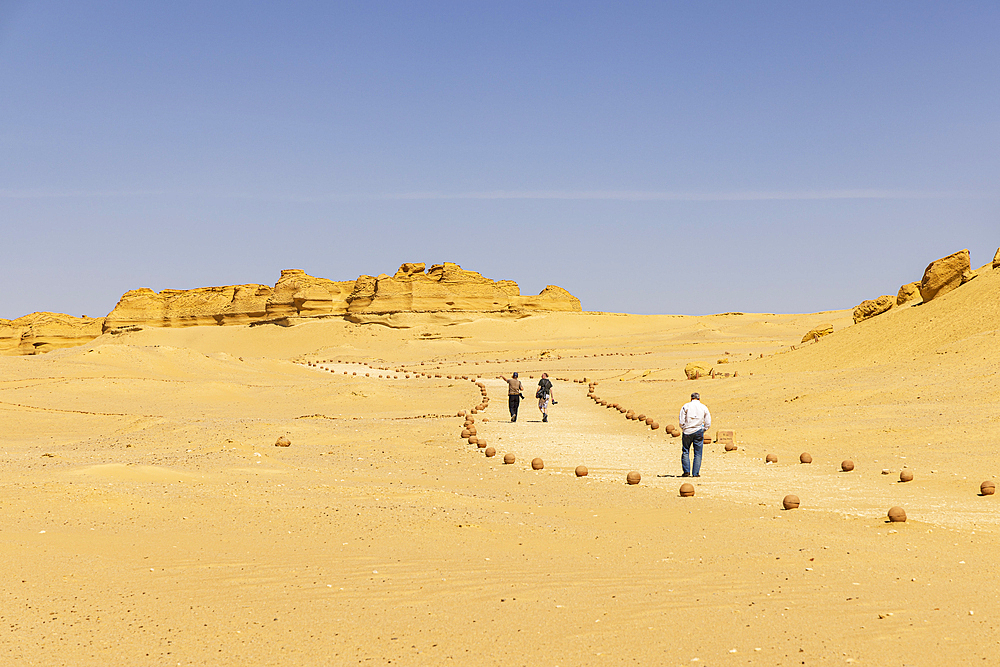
left=1, top=263, right=581, bottom=355
left=107, top=263, right=581, bottom=330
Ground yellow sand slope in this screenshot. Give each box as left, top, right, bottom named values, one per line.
left=0, top=264, right=997, bottom=664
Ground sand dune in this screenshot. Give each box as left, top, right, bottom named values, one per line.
left=0, top=260, right=998, bottom=664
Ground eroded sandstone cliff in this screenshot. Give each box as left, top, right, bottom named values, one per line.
left=0, top=312, right=106, bottom=355
left=103, top=263, right=579, bottom=332
left=345, top=263, right=580, bottom=315
left=0, top=264, right=582, bottom=355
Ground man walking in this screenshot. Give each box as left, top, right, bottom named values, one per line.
left=501, top=372, right=524, bottom=422
left=679, top=392, right=711, bottom=477
left=536, top=373, right=555, bottom=422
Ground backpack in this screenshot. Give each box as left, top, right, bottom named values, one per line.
left=536, top=378, right=551, bottom=399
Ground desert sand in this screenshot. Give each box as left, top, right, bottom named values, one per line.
left=1, top=259, right=999, bottom=665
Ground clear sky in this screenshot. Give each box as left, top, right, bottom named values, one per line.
left=1, top=1, right=997, bottom=318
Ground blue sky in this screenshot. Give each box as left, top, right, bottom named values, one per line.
left=1, top=1, right=997, bottom=318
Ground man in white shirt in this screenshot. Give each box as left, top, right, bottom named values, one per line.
left=679, top=392, right=711, bottom=477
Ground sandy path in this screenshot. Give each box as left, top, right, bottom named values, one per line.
left=476, top=377, right=999, bottom=533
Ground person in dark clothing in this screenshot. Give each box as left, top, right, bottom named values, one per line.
left=501, top=372, right=524, bottom=422
left=536, top=373, right=555, bottom=422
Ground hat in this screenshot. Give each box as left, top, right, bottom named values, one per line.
left=512, top=372, right=518, bottom=378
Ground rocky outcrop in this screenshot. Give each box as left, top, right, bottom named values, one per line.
left=684, top=362, right=711, bottom=380
left=801, top=324, right=834, bottom=343
left=919, top=249, right=973, bottom=304
left=896, top=282, right=922, bottom=306
left=102, top=263, right=581, bottom=333
left=104, top=284, right=274, bottom=330
left=993, top=248, right=1000, bottom=269
left=853, top=295, right=894, bottom=324
left=2, top=262, right=584, bottom=355
left=513, top=285, right=582, bottom=312
left=0, top=312, right=105, bottom=355
left=265, top=270, right=355, bottom=319
left=345, top=263, right=580, bottom=314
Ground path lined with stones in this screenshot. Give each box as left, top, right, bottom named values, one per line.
left=301, top=359, right=998, bottom=532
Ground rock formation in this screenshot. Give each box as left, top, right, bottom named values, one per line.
left=801, top=324, right=834, bottom=343
left=919, top=249, right=973, bottom=303
left=266, top=270, right=355, bottom=319
left=2, top=263, right=582, bottom=354
left=345, top=263, right=580, bottom=315
left=852, top=295, right=893, bottom=324
left=104, top=263, right=580, bottom=332
left=993, top=248, right=1000, bottom=270
left=896, top=282, right=922, bottom=306
left=0, top=312, right=105, bottom=355
left=104, top=284, right=275, bottom=330
left=684, top=362, right=711, bottom=379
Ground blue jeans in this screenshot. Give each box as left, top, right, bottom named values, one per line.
left=681, top=429, right=704, bottom=476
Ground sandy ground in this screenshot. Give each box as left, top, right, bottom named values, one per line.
left=1, top=273, right=999, bottom=665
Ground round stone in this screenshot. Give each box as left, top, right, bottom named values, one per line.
left=888, top=506, right=907, bottom=522
left=679, top=483, right=695, bottom=497
left=485, top=447, right=496, bottom=457
left=765, top=454, right=777, bottom=464
left=477, top=439, right=487, bottom=449
left=899, top=469, right=914, bottom=483
left=460, top=429, right=471, bottom=439
left=275, top=436, right=291, bottom=447
left=575, top=465, right=588, bottom=477
left=981, top=481, right=996, bottom=496
left=725, top=443, right=737, bottom=452
left=626, top=471, right=641, bottom=485
left=503, top=453, right=515, bottom=465
left=650, top=421, right=660, bottom=430
left=468, top=437, right=478, bottom=446
left=531, top=457, right=544, bottom=470
left=782, top=494, right=800, bottom=510
left=841, top=460, right=855, bottom=472
left=800, top=453, right=812, bottom=464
